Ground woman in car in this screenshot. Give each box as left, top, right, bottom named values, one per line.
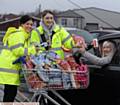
left=78, top=40, right=116, bottom=66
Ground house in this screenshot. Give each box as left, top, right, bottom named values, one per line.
left=0, top=14, right=18, bottom=22
left=56, top=10, right=85, bottom=29
left=73, top=7, right=120, bottom=31
left=0, top=16, right=40, bottom=43
left=0, top=16, right=40, bottom=31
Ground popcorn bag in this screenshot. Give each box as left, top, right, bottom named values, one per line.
left=72, top=34, right=86, bottom=48
left=65, top=55, right=89, bottom=89
left=75, top=62, right=89, bottom=89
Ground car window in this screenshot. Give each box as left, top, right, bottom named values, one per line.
left=90, top=32, right=110, bottom=38
left=96, top=37, right=120, bottom=65
left=90, top=33, right=99, bottom=38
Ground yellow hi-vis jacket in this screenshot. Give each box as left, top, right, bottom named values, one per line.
left=0, top=27, right=36, bottom=85
left=30, top=25, right=74, bottom=59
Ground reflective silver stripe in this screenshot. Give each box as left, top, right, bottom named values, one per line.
left=0, top=68, right=19, bottom=74
left=2, top=44, right=23, bottom=50
left=50, top=47, right=62, bottom=51
left=62, top=34, right=71, bottom=44
left=10, top=43, right=24, bottom=50
left=1, top=46, right=9, bottom=49
left=24, top=48, right=28, bottom=56
left=35, top=28, right=41, bottom=43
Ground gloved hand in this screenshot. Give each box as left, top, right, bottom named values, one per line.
left=13, top=56, right=26, bottom=64
left=73, top=51, right=81, bottom=64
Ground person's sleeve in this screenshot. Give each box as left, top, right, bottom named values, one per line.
left=60, top=27, right=75, bottom=49
left=30, top=29, right=40, bottom=45
left=82, top=51, right=113, bottom=66
left=8, top=32, right=36, bottom=57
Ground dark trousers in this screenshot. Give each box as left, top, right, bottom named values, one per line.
left=3, top=84, right=18, bottom=102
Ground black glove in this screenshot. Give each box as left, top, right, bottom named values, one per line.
left=73, top=51, right=82, bottom=64
left=86, top=44, right=93, bottom=50
left=13, top=56, right=26, bottom=64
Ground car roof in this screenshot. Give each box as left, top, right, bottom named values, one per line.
left=90, top=30, right=120, bottom=33
left=64, top=27, right=80, bottom=31
left=98, top=33, right=120, bottom=41
left=90, top=29, right=120, bottom=39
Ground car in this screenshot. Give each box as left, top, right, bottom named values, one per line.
left=90, top=29, right=120, bottom=38
left=86, top=32, right=120, bottom=105
left=56, top=32, right=120, bottom=105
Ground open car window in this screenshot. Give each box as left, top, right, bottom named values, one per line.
left=88, top=36, right=120, bottom=72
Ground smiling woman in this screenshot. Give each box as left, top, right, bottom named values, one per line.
left=20, top=15, right=34, bottom=33
left=30, top=10, right=75, bottom=59
left=0, top=15, right=37, bottom=102
left=78, top=40, right=116, bottom=66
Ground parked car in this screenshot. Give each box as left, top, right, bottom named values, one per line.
left=87, top=32, right=120, bottom=105
left=57, top=32, right=120, bottom=105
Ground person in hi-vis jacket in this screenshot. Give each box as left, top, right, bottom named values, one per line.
left=0, top=15, right=37, bottom=102
left=30, top=10, right=75, bottom=59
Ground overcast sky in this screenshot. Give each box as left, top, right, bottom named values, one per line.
left=1, top=0, right=120, bottom=14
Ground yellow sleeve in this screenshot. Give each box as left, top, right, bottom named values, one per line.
left=60, top=27, right=75, bottom=49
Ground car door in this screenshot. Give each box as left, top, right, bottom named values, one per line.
left=87, top=34, right=120, bottom=105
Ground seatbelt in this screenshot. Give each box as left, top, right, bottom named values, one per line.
left=41, top=31, right=56, bottom=50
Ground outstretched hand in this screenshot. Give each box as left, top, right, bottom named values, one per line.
left=78, top=43, right=86, bottom=53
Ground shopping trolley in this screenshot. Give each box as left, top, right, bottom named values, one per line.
left=14, top=49, right=89, bottom=105
left=20, top=61, right=89, bottom=105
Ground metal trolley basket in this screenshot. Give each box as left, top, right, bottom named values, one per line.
left=20, top=62, right=89, bottom=105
